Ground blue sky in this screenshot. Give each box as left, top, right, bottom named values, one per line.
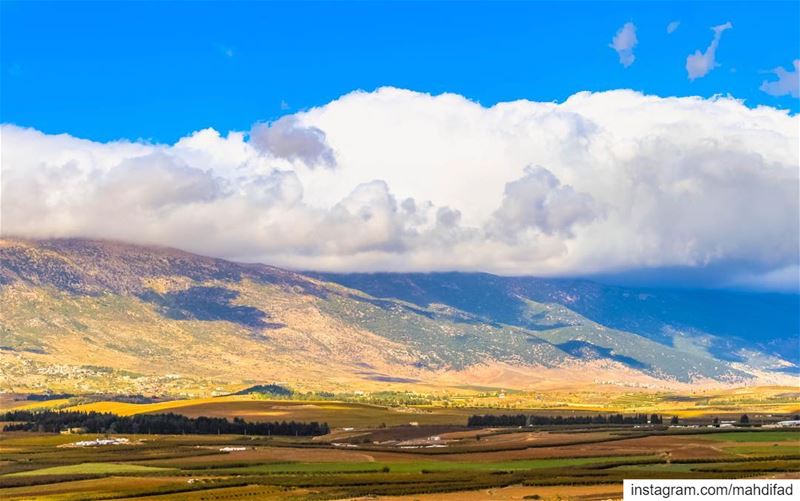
left=2, top=1, right=798, bottom=289
left=2, top=1, right=798, bottom=143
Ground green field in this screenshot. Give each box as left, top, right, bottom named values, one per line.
left=726, top=445, right=800, bottom=456
left=198, top=455, right=657, bottom=475
left=6, top=462, right=173, bottom=477
left=701, top=431, right=800, bottom=442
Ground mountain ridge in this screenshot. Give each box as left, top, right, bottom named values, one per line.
left=1, top=237, right=796, bottom=396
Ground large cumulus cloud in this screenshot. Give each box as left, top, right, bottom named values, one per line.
left=1, top=88, right=797, bottom=290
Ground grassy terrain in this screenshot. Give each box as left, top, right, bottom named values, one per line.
left=62, top=398, right=468, bottom=427
left=700, top=431, right=800, bottom=442
left=3, top=399, right=73, bottom=412
left=6, top=462, right=173, bottom=477
left=3, top=392, right=785, bottom=429
left=725, top=445, right=800, bottom=456
left=192, top=455, right=657, bottom=475
left=63, top=396, right=251, bottom=416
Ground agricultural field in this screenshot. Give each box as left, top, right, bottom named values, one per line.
left=1, top=403, right=798, bottom=500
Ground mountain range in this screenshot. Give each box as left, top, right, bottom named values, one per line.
left=0, top=238, right=797, bottom=397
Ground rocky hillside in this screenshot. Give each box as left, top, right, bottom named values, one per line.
left=0, top=238, right=796, bottom=396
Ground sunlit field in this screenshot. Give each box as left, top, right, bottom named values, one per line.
left=5, top=383, right=797, bottom=427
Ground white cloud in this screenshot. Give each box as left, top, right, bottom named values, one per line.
left=686, top=22, right=732, bottom=80
left=610, top=22, right=638, bottom=67
left=667, top=21, right=680, bottom=34
left=760, top=60, right=800, bottom=98
left=1, top=88, right=798, bottom=290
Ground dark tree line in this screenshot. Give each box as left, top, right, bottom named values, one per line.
left=467, top=413, right=663, bottom=427
left=467, top=414, right=528, bottom=427
left=1, top=410, right=329, bottom=436
left=466, top=414, right=527, bottom=427
left=233, top=384, right=293, bottom=397
left=24, top=393, right=73, bottom=401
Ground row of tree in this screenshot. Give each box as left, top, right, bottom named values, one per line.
left=1, top=410, right=329, bottom=436
left=467, top=413, right=665, bottom=427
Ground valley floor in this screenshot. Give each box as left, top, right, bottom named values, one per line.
left=1, top=397, right=798, bottom=500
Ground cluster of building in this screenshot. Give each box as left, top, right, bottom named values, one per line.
left=766, top=420, right=800, bottom=428
left=65, top=437, right=130, bottom=447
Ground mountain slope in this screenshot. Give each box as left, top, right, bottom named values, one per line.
left=0, top=238, right=796, bottom=396
left=315, top=272, right=800, bottom=365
